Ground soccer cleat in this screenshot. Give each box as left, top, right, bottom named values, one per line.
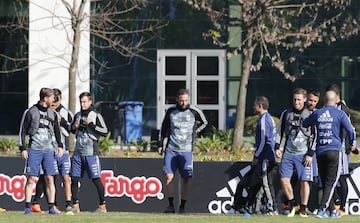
left=338, top=209, right=346, bottom=216
left=299, top=210, right=308, bottom=218
left=72, top=203, right=80, bottom=213
left=0, top=207, right=6, bottom=212
left=237, top=207, right=248, bottom=214
left=24, top=207, right=31, bottom=215
left=48, top=208, right=59, bottom=214
left=93, top=204, right=107, bottom=213
left=242, top=212, right=251, bottom=218
left=179, top=207, right=185, bottom=214
left=287, top=207, right=296, bottom=217
left=281, top=203, right=290, bottom=215
left=65, top=205, right=78, bottom=215
left=316, top=210, right=329, bottom=218
left=31, top=204, right=43, bottom=213
left=312, top=209, right=318, bottom=215
left=305, top=208, right=314, bottom=216
left=164, top=205, right=175, bottom=213
left=53, top=206, right=61, bottom=214
left=330, top=210, right=341, bottom=218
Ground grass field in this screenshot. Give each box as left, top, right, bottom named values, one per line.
left=0, top=211, right=358, bottom=223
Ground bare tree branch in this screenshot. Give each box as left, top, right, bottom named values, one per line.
left=186, top=0, right=360, bottom=147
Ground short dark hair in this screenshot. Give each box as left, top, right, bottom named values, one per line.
left=39, top=88, right=54, bottom=101
left=307, top=89, right=320, bottom=98
left=53, top=88, right=62, bottom=102
left=325, top=83, right=340, bottom=96
left=177, top=89, right=189, bottom=97
left=255, top=96, right=269, bottom=110
left=79, top=91, right=92, bottom=101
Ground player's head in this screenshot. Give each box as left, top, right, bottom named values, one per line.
left=79, top=92, right=92, bottom=111
left=325, top=83, right=341, bottom=103
left=253, top=96, right=269, bottom=114
left=306, top=89, right=320, bottom=111
left=39, top=87, right=54, bottom=107
left=51, top=88, right=62, bottom=109
left=325, top=90, right=337, bottom=106
left=176, top=89, right=190, bottom=110
left=292, top=88, right=307, bottom=111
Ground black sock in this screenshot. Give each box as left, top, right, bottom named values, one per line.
left=168, top=197, right=174, bottom=207
left=25, top=202, right=31, bottom=208
left=66, top=200, right=72, bottom=207
left=33, top=175, right=45, bottom=204
left=48, top=203, right=54, bottom=209
left=300, top=204, right=307, bottom=211
left=71, top=177, right=80, bottom=204
left=92, top=178, right=106, bottom=205
left=289, top=199, right=296, bottom=209
left=180, top=199, right=186, bottom=208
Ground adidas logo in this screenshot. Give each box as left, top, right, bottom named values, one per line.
left=208, top=165, right=251, bottom=214
left=318, top=110, right=333, bottom=122
left=346, top=167, right=360, bottom=215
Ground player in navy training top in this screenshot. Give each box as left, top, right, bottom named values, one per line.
left=303, top=90, right=356, bottom=218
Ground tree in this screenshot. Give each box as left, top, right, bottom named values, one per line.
left=185, top=0, right=360, bottom=148
left=0, top=0, right=165, bottom=114
left=64, top=0, right=166, bottom=113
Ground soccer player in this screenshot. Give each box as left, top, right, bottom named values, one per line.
left=306, top=89, right=322, bottom=213
left=232, top=96, right=277, bottom=216
left=70, top=92, right=109, bottom=213
left=158, top=89, right=207, bottom=214
left=303, top=90, right=357, bottom=218
left=325, top=84, right=358, bottom=216
left=275, top=88, right=315, bottom=217
left=19, top=87, right=64, bottom=214
left=31, top=88, right=76, bottom=214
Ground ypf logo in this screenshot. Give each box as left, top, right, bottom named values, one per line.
left=207, top=165, right=251, bottom=214
left=346, top=166, right=360, bottom=215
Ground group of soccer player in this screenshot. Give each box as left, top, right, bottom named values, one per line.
left=232, top=84, right=359, bottom=219
left=18, top=88, right=109, bottom=215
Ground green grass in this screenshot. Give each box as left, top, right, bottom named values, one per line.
left=0, top=212, right=359, bottom=223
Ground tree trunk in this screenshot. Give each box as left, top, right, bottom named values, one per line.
left=232, top=41, right=256, bottom=148
left=68, top=1, right=85, bottom=149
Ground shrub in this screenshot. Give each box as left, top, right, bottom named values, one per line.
left=0, top=138, right=18, bottom=152
left=129, top=139, right=150, bottom=152
left=350, top=109, right=360, bottom=136
left=98, top=133, right=115, bottom=155
left=195, top=127, right=232, bottom=152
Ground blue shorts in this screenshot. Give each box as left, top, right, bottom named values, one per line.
left=24, top=148, right=58, bottom=176
left=56, top=151, right=71, bottom=176
left=71, top=155, right=102, bottom=179
left=163, top=149, right=193, bottom=178
left=280, top=153, right=313, bottom=182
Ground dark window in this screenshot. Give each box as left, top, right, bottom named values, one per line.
left=197, top=81, right=218, bottom=104
left=203, top=110, right=218, bottom=129
left=197, top=56, right=219, bottom=75
left=165, top=57, right=186, bottom=75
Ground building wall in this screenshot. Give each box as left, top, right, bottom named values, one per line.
left=29, top=0, right=90, bottom=110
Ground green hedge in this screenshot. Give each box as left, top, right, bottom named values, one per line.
left=0, top=138, right=18, bottom=152
left=350, top=109, right=360, bottom=136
